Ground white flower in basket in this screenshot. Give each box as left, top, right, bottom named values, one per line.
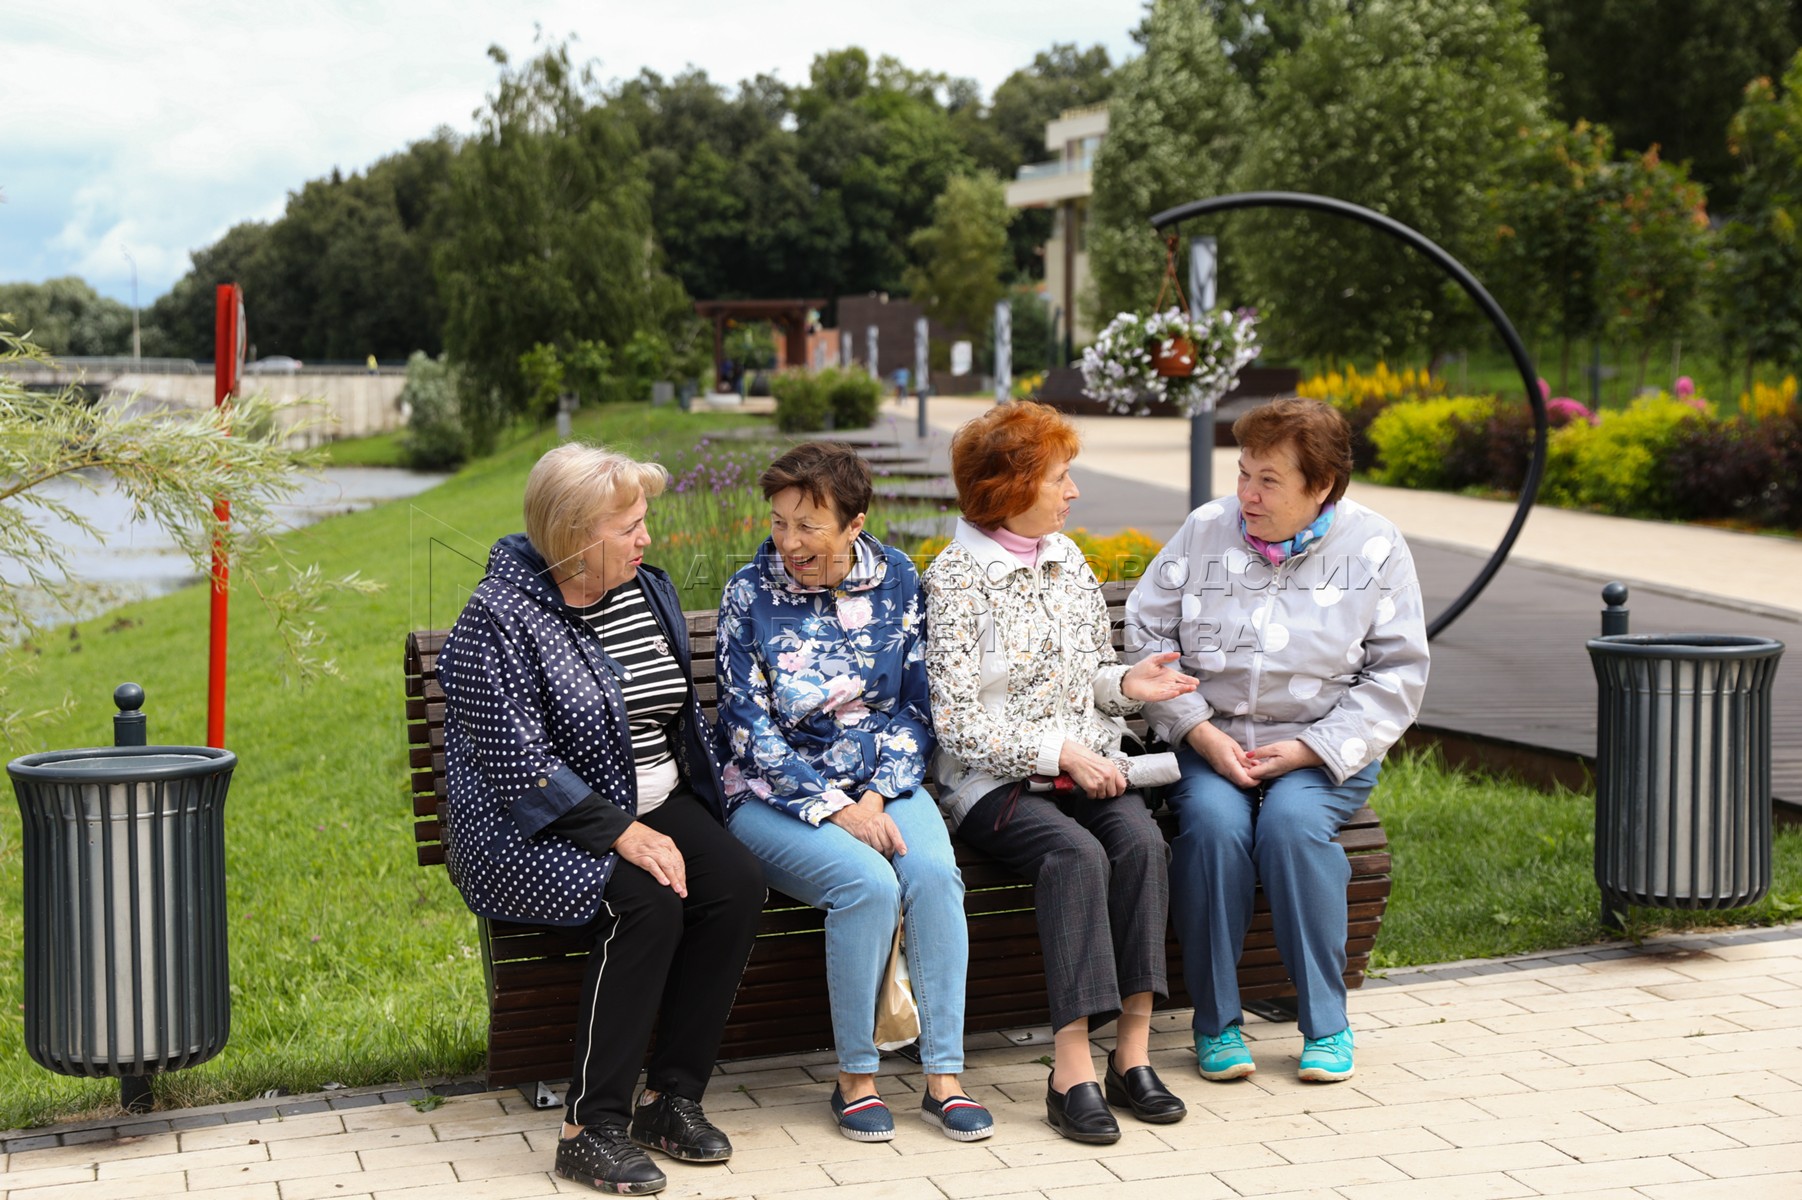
left=1080, top=306, right=1261, bottom=418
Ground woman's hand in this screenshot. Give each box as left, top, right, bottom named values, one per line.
left=1246, top=739, right=1323, bottom=782
left=1059, top=739, right=1127, bottom=798
left=1121, top=652, right=1199, bottom=703
left=613, top=822, right=688, bottom=897
left=830, top=796, right=908, bottom=857
left=1185, top=722, right=1257, bottom=788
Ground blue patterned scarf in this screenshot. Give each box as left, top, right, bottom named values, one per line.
left=1242, top=502, right=1336, bottom=567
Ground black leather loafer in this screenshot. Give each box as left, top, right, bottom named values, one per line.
left=1104, top=1052, right=1187, bottom=1124
left=1045, top=1075, right=1121, bottom=1144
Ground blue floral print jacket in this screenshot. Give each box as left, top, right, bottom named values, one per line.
left=715, top=533, right=935, bottom=827
left=436, top=534, right=728, bottom=926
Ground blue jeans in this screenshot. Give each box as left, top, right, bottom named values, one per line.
left=727, top=786, right=968, bottom=1075
left=1167, top=745, right=1380, bottom=1040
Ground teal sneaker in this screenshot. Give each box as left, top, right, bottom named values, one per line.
left=1297, top=1028, right=1354, bottom=1082
left=1195, top=1024, right=1256, bottom=1081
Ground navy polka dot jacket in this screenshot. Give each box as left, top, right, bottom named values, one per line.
left=436, top=533, right=731, bottom=926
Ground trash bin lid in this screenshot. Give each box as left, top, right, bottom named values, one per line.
left=6, top=745, right=236, bottom=784
left=1587, top=633, right=1784, bottom=661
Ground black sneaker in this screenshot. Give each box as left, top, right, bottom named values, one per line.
left=629, top=1093, right=733, bottom=1162
left=554, top=1122, right=667, bottom=1195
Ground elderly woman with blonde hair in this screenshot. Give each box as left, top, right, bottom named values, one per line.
left=437, top=443, right=764, bottom=1196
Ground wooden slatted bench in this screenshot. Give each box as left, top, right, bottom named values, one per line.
left=404, top=578, right=1392, bottom=1090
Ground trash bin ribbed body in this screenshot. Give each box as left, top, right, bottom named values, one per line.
left=7, top=746, right=234, bottom=1078
left=1587, top=634, right=1782, bottom=911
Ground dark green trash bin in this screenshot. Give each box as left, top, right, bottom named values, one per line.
left=7, top=744, right=234, bottom=1100
left=1587, top=633, right=1783, bottom=915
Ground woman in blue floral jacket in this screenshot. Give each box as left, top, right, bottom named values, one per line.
left=718, top=442, right=990, bottom=1145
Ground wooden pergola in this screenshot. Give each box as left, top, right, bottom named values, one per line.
left=694, top=298, right=827, bottom=386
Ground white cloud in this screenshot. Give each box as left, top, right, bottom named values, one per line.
left=2, top=0, right=1142, bottom=303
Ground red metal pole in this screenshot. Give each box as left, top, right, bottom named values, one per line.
left=207, top=284, right=242, bottom=749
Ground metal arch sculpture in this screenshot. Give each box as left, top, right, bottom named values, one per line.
left=1149, top=191, right=1549, bottom=641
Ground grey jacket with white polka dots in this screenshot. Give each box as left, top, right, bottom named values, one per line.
left=1124, top=497, right=1430, bottom=784
left=436, top=534, right=730, bottom=926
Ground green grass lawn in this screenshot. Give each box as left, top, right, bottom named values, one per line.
left=1371, top=750, right=1802, bottom=968
left=0, top=406, right=1796, bottom=1129
left=314, top=430, right=407, bottom=468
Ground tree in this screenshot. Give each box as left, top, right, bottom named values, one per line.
left=1596, top=148, right=1711, bottom=391
left=435, top=41, right=689, bottom=449
left=792, top=48, right=976, bottom=300
left=903, top=173, right=1013, bottom=345
left=0, top=278, right=133, bottom=357
left=140, top=222, right=277, bottom=359
left=1528, top=0, right=1802, bottom=208
left=1233, top=0, right=1548, bottom=361
left=0, top=325, right=374, bottom=740
left=1088, top=0, right=1254, bottom=326
left=1715, top=53, right=1802, bottom=389
left=1477, top=120, right=1620, bottom=392
left=1197, top=0, right=1341, bottom=91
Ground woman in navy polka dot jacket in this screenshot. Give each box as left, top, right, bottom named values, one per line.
left=437, top=444, right=765, bottom=1196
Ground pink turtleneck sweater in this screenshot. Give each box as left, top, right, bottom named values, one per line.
left=985, top=524, right=1041, bottom=568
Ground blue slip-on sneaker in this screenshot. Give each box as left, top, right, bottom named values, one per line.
left=1195, top=1024, right=1256, bottom=1081
left=1297, top=1028, right=1355, bottom=1082
left=830, top=1085, right=895, bottom=1142
left=920, top=1092, right=995, bottom=1142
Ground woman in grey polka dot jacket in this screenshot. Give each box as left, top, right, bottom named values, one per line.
left=1124, top=398, right=1430, bottom=1089
left=437, top=444, right=765, bottom=1194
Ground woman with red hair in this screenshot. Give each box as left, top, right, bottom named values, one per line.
left=922, top=402, right=1198, bottom=1146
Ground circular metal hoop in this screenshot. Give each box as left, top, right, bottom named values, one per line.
left=1151, top=191, right=1548, bottom=640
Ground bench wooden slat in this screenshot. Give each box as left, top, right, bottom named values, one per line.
left=404, top=579, right=1394, bottom=1087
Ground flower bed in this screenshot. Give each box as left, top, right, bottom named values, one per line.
left=1306, top=366, right=1802, bottom=530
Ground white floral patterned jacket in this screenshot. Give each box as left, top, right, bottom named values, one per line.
left=921, top=519, right=1139, bottom=829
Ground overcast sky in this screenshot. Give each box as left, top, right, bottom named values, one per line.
left=2, top=1, right=1144, bottom=308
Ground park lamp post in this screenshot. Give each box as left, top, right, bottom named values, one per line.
left=121, top=246, right=141, bottom=361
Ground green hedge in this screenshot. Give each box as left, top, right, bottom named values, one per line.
left=771, top=369, right=830, bottom=432
left=824, top=367, right=881, bottom=430
left=1350, top=389, right=1800, bottom=528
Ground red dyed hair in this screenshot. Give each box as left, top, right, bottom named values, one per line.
left=950, top=401, right=1083, bottom=528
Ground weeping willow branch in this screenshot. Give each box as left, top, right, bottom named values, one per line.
left=0, top=322, right=382, bottom=739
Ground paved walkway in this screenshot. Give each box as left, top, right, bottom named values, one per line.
left=5, top=924, right=1799, bottom=1198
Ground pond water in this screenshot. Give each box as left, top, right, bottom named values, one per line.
left=3, top=467, right=449, bottom=631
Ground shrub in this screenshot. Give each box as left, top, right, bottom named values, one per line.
left=771, top=369, right=829, bottom=433
left=1542, top=393, right=1706, bottom=517
left=824, top=367, right=882, bottom=430
left=1663, top=416, right=1773, bottom=523
left=1367, top=395, right=1497, bottom=489
left=398, top=351, right=471, bottom=471
left=1300, top=364, right=1444, bottom=474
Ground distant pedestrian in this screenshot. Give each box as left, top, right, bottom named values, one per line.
left=366, top=354, right=377, bottom=374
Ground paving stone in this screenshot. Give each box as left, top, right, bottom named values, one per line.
left=1507, top=1155, right=1707, bottom=1194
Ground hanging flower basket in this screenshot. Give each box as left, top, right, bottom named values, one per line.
left=1081, top=306, right=1260, bottom=417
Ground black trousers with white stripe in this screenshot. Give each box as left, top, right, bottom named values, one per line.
left=565, top=790, right=765, bottom=1128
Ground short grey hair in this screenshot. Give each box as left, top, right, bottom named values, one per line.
left=523, top=443, right=669, bottom=578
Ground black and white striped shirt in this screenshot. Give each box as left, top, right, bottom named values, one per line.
left=573, top=578, right=688, bottom=814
